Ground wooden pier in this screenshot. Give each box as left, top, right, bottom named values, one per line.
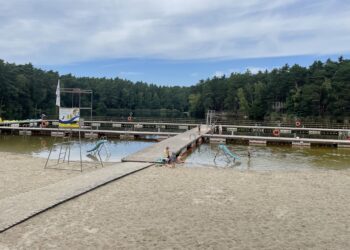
left=1, top=120, right=350, bottom=147
left=0, top=126, right=179, bottom=138
left=205, top=134, right=350, bottom=147
left=122, top=125, right=211, bottom=163
left=2, top=120, right=349, bottom=134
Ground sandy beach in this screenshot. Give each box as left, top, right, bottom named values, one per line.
left=1, top=152, right=350, bottom=249
left=0, top=152, right=115, bottom=200
left=0, top=152, right=83, bottom=200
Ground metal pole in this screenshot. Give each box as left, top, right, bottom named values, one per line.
left=79, top=92, right=83, bottom=172
left=57, top=144, right=62, bottom=164
left=45, top=144, right=54, bottom=169
left=68, top=142, right=71, bottom=165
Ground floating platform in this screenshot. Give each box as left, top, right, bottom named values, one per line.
left=51, top=131, right=65, bottom=137
left=292, top=141, right=311, bottom=147
left=84, top=132, right=99, bottom=139
left=120, top=134, right=135, bottom=140
left=1, top=122, right=350, bottom=148
left=19, top=130, right=32, bottom=136
left=205, top=134, right=350, bottom=148
left=0, top=126, right=179, bottom=138
left=249, top=140, right=267, bottom=146
left=210, top=137, right=226, bottom=143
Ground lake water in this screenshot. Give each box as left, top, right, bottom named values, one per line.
left=1, top=135, right=349, bottom=170
left=0, top=135, right=155, bottom=162
left=185, top=144, right=350, bottom=171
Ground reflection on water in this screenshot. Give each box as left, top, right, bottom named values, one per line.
left=0, top=135, right=154, bottom=162
left=185, top=144, right=350, bottom=171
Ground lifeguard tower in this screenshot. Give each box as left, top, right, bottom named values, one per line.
left=44, top=85, right=106, bottom=171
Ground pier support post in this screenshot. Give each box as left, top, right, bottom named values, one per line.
left=120, top=134, right=135, bottom=140
left=51, top=132, right=65, bottom=137
left=19, top=130, right=32, bottom=136
left=249, top=140, right=267, bottom=146
left=292, top=141, right=311, bottom=147
left=84, top=132, right=99, bottom=139
left=210, top=138, right=226, bottom=144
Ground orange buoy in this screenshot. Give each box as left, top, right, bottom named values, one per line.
left=41, top=120, right=48, bottom=128
left=273, top=129, right=280, bottom=137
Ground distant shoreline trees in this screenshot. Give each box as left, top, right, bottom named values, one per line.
left=0, top=58, right=349, bottom=121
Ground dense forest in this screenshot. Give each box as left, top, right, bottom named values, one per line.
left=0, top=57, right=349, bottom=121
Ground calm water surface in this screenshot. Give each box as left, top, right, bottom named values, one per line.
left=1, top=135, right=349, bottom=170
left=0, top=135, right=154, bottom=162
left=185, top=144, right=350, bottom=171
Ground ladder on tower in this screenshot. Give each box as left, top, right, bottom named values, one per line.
left=56, top=132, right=73, bottom=164
left=45, top=130, right=78, bottom=170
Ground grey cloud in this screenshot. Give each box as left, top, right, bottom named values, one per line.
left=0, top=0, right=349, bottom=64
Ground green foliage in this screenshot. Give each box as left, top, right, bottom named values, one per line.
left=188, top=94, right=202, bottom=117
left=250, top=82, right=267, bottom=120
left=188, top=58, right=350, bottom=120
left=237, top=88, right=249, bottom=116
left=0, top=58, right=349, bottom=120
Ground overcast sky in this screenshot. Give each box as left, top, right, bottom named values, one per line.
left=1, top=0, right=349, bottom=85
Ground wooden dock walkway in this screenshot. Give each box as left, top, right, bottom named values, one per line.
left=0, top=162, right=151, bottom=233
left=123, top=125, right=211, bottom=163
left=205, top=134, right=350, bottom=146
left=0, top=126, right=179, bottom=137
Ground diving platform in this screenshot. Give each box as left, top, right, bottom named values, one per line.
left=122, top=125, right=211, bottom=163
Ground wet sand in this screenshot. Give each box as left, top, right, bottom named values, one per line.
left=1, top=153, right=350, bottom=249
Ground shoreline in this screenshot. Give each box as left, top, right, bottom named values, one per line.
left=1, top=152, right=349, bottom=249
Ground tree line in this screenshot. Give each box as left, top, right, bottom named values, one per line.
left=0, top=57, right=349, bottom=121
